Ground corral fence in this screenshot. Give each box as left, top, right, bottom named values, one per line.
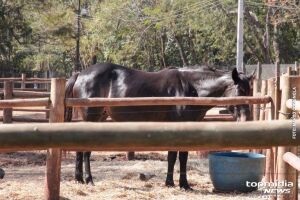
left=0, top=62, right=299, bottom=200
left=251, top=62, right=300, bottom=200
left=0, top=74, right=51, bottom=122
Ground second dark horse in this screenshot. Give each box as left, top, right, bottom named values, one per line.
left=65, top=63, right=254, bottom=190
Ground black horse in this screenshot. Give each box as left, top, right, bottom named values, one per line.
left=64, top=63, right=254, bottom=190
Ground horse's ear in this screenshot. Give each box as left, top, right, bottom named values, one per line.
left=232, top=68, right=240, bottom=85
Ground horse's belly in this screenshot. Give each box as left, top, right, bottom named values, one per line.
left=108, top=106, right=171, bottom=122
left=108, top=105, right=205, bottom=122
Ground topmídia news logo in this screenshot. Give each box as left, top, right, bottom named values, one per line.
left=246, top=180, right=294, bottom=197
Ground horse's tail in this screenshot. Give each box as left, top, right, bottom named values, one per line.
left=64, top=72, right=80, bottom=122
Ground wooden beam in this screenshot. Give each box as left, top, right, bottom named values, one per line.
left=0, top=78, right=51, bottom=82
left=12, top=90, right=50, bottom=98
left=259, top=80, right=267, bottom=121
left=1, top=88, right=48, bottom=92
left=266, top=78, right=276, bottom=184
left=45, top=79, right=65, bottom=200
left=0, top=98, right=49, bottom=108
left=66, top=96, right=272, bottom=107
left=252, top=79, right=260, bottom=121
left=3, top=81, right=13, bottom=123
left=21, top=73, right=26, bottom=89
left=283, top=152, right=300, bottom=172
left=277, top=75, right=300, bottom=200
left=11, top=108, right=49, bottom=112
left=275, top=62, right=281, bottom=119
left=0, top=120, right=298, bottom=151
left=0, top=116, right=49, bottom=123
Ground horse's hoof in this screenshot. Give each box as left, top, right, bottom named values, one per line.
left=75, top=177, right=84, bottom=184
left=75, top=179, right=85, bottom=184
left=165, top=180, right=175, bottom=187
left=85, top=177, right=95, bottom=186
left=179, top=182, right=193, bottom=191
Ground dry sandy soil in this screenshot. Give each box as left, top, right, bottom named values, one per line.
left=0, top=151, right=269, bottom=200
left=0, top=109, right=296, bottom=199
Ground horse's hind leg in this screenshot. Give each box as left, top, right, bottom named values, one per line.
left=75, top=152, right=84, bottom=183
left=81, top=107, right=107, bottom=185
left=179, top=151, right=192, bottom=190
left=165, top=151, right=177, bottom=187
left=84, top=151, right=94, bottom=185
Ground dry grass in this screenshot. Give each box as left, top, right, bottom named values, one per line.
left=0, top=151, right=267, bottom=200
left=0, top=108, right=290, bottom=199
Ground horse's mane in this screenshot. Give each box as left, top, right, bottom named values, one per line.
left=172, top=65, right=231, bottom=80
left=166, top=65, right=230, bottom=73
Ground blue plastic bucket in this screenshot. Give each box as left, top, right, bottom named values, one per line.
left=209, top=152, right=265, bottom=192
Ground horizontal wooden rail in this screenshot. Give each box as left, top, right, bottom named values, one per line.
left=286, top=99, right=300, bottom=111
left=0, top=78, right=51, bottom=82
left=0, top=88, right=48, bottom=92
left=66, top=96, right=272, bottom=107
left=0, top=78, right=22, bottom=81
left=14, top=81, right=51, bottom=84
left=0, top=98, right=49, bottom=108
left=0, top=116, right=49, bottom=123
left=283, top=152, right=300, bottom=171
left=11, top=91, right=50, bottom=98
left=13, top=108, right=49, bottom=112
left=0, top=120, right=298, bottom=151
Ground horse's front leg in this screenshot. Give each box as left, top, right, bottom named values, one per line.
left=165, top=151, right=177, bottom=187
left=84, top=151, right=94, bottom=185
left=75, top=152, right=84, bottom=183
left=179, top=151, right=192, bottom=190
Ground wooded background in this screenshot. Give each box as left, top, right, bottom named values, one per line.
left=0, top=0, right=299, bottom=77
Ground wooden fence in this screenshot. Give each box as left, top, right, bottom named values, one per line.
left=0, top=74, right=51, bottom=122
left=252, top=62, right=300, bottom=200
left=0, top=66, right=299, bottom=200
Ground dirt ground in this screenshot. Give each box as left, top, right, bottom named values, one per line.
left=0, top=108, right=296, bottom=199
left=0, top=151, right=269, bottom=200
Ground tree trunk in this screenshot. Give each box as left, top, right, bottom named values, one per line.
left=160, top=31, right=167, bottom=68
left=188, top=29, right=197, bottom=65
left=273, top=23, right=281, bottom=63
left=174, top=34, right=188, bottom=66
left=263, top=7, right=272, bottom=64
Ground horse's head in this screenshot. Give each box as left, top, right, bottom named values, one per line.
left=227, top=68, right=255, bottom=121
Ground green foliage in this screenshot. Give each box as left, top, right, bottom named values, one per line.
left=0, top=0, right=299, bottom=75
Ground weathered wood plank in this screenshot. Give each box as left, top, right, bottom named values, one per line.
left=0, top=98, right=49, bottom=108
left=66, top=96, right=272, bottom=107
left=45, top=78, right=65, bottom=200
left=0, top=121, right=298, bottom=151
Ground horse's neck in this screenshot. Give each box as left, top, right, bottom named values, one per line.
left=195, top=74, right=234, bottom=97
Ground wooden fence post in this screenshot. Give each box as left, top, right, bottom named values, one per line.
left=253, top=62, right=262, bottom=121
left=277, top=68, right=299, bottom=200
left=274, top=62, right=281, bottom=120
left=45, top=85, right=50, bottom=120
left=21, top=73, right=26, bottom=89
left=265, top=78, right=275, bottom=185
left=45, top=78, right=65, bottom=200
left=295, top=61, right=299, bottom=75
left=259, top=80, right=267, bottom=121
left=3, top=81, right=13, bottom=124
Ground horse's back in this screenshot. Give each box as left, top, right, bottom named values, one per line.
left=71, top=63, right=206, bottom=122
